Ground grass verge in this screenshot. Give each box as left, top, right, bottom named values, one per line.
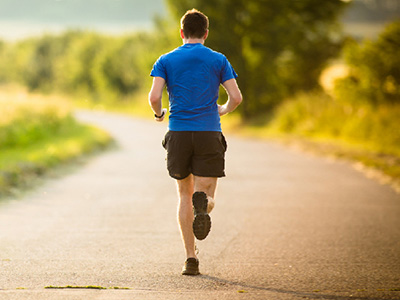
left=0, top=122, right=112, bottom=198
left=0, top=88, right=113, bottom=198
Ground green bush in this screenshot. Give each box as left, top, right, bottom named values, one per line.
left=271, top=92, right=400, bottom=156
left=0, top=95, right=112, bottom=197
left=0, top=29, right=168, bottom=102
left=334, top=20, right=400, bottom=105
left=0, top=99, right=73, bottom=149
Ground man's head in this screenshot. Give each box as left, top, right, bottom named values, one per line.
left=180, top=9, right=209, bottom=39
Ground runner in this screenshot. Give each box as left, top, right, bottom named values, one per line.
left=148, top=8, right=242, bottom=276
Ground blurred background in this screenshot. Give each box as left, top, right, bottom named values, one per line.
left=0, top=0, right=398, bottom=40
left=0, top=0, right=166, bottom=41
left=0, top=0, right=399, bottom=196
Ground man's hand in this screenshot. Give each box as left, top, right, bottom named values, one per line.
left=155, top=108, right=167, bottom=122
left=219, top=79, right=243, bottom=116
left=218, top=104, right=228, bottom=116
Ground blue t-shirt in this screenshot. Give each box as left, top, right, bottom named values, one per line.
left=150, top=43, right=238, bottom=131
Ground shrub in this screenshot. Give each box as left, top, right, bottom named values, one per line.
left=334, top=20, right=400, bottom=105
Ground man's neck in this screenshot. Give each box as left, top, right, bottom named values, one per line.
left=183, top=38, right=205, bottom=45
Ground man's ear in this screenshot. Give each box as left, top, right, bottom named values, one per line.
left=180, top=29, right=185, bottom=39
left=204, top=30, right=209, bottom=40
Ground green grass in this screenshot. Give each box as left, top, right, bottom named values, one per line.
left=44, top=285, right=107, bottom=290
left=0, top=89, right=112, bottom=197
left=44, top=285, right=131, bottom=290
left=0, top=120, right=111, bottom=197
left=269, top=93, right=400, bottom=156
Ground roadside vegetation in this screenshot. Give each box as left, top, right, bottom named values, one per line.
left=221, top=20, right=400, bottom=191
left=0, top=0, right=398, bottom=192
left=0, top=89, right=112, bottom=197
left=267, top=21, right=400, bottom=191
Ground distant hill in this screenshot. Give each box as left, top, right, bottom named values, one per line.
left=0, top=0, right=166, bottom=23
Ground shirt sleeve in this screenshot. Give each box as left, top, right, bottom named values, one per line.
left=220, top=56, right=238, bottom=83
left=150, top=55, right=167, bottom=80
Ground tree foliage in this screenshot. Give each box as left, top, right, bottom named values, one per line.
left=0, top=30, right=170, bottom=101
left=166, top=0, right=347, bottom=117
left=0, top=0, right=347, bottom=117
left=334, top=20, right=400, bottom=105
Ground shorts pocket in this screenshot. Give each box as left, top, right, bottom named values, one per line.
left=162, top=131, right=171, bottom=149
left=220, top=133, right=227, bottom=152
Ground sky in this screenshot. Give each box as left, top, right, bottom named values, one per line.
left=0, top=0, right=167, bottom=40
left=1, top=0, right=399, bottom=41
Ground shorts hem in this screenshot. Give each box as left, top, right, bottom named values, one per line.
left=169, top=172, right=191, bottom=180
left=169, top=172, right=226, bottom=180
left=192, top=172, right=226, bottom=178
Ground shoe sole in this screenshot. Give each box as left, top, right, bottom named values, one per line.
left=192, top=192, right=211, bottom=240
left=182, top=269, right=200, bottom=276
left=182, top=258, right=200, bottom=275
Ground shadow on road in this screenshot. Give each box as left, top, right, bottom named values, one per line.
left=200, top=275, right=390, bottom=300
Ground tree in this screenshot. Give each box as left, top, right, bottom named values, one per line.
left=335, top=20, right=400, bottom=105
left=165, top=0, right=347, bottom=118
left=22, top=35, right=65, bottom=91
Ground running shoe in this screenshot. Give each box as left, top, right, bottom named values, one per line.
left=192, top=191, right=211, bottom=240
left=182, top=257, right=200, bottom=275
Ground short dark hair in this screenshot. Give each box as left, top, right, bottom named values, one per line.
left=180, top=9, right=209, bottom=39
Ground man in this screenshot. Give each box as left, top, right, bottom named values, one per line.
left=148, top=8, right=242, bottom=276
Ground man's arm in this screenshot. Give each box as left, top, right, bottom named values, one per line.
left=148, top=76, right=167, bottom=122
left=219, top=78, right=243, bottom=116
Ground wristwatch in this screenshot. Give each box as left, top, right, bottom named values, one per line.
left=154, top=110, right=165, bottom=119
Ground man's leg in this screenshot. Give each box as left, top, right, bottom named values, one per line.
left=194, top=176, right=218, bottom=213
left=176, top=174, right=196, bottom=259
left=176, top=175, right=218, bottom=256
left=191, top=176, right=218, bottom=240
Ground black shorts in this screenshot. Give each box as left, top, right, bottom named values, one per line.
left=162, top=131, right=227, bottom=180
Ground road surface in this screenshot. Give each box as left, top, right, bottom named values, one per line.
left=0, top=110, right=399, bottom=300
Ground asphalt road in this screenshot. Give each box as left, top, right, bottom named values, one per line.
left=0, top=110, right=399, bottom=300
